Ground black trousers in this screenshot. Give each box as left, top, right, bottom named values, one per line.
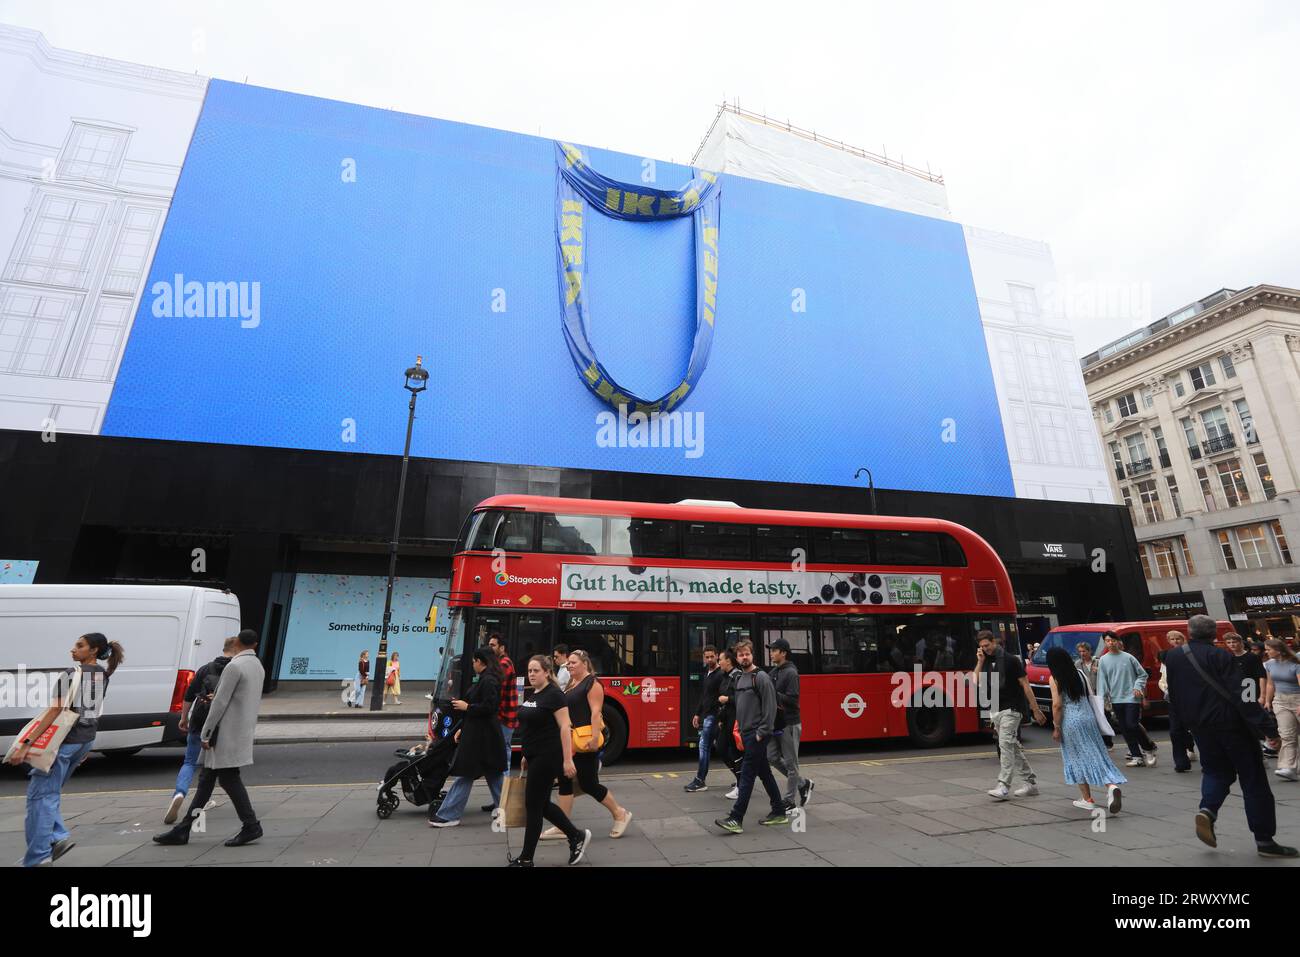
left=188, top=767, right=258, bottom=827
left=557, top=752, right=608, bottom=803
left=519, top=752, right=580, bottom=861
left=1194, top=727, right=1275, bottom=842
left=1168, top=702, right=1195, bottom=769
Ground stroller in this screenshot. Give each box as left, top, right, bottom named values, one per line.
left=376, top=701, right=460, bottom=819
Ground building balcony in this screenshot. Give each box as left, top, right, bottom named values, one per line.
left=1126, top=458, right=1155, bottom=478
left=1201, top=433, right=1237, bottom=456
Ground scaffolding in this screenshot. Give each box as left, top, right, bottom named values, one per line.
left=690, top=101, right=943, bottom=184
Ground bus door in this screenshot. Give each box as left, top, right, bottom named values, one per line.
left=683, top=615, right=752, bottom=743
left=469, top=610, right=553, bottom=689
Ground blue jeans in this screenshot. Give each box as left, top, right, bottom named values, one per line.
left=695, top=715, right=716, bottom=782
left=174, top=731, right=203, bottom=796
left=729, top=731, right=784, bottom=824
left=437, top=775, right=474, bottom=822
left=353, top=678, right=367, bottom=706
left=24, top=739, right=94, bottom=867
left=486, top=724, right=514, bottom=808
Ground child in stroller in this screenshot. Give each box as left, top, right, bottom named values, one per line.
left=376, top=702, right=460, bottom=818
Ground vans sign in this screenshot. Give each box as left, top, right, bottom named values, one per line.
left=1019, top=541, right=1086, bottom=562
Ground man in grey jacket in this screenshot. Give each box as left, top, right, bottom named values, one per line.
left=153, top=629, right=265, bottom=847
left=767, top=638, right=813, bottom=810
left=715, top=640, right=788, bottom=834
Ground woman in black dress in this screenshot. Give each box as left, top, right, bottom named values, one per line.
left=542, top=649, right=632, bottom=840
left=509, top=655, right=590, bottom=867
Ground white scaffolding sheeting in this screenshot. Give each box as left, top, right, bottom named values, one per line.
left=694, top=108, right=951, bottom=221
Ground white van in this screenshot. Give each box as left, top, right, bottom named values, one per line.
left=0, top=585, right=241, bottom=755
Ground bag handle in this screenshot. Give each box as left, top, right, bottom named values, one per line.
left=60, top=667, right=83, bottom=715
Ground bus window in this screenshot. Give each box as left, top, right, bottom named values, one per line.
left=559, top=613, right=679, bottom=676
left=456, top=510, right=485, bottom=552
left=684, top=522, right=752, bottom=561
left=539, top=514, right=603, bottom=555
left=485, top=511, right=537, bottom=552
left=818, top=616, right=875, bottom=674
left=875, top=530, right=943, bottom=566
left=888, top=615, right=975, bottom=670
left=642, top=613, right=679, bottom=675
left=811, top=527, right=873, bottom=565
left=755, top=526, right=808, bottom=563
left=513, top=614, right=551, bottom=669
left=759, top=615, right=814, bottom=673
left=608, top=517, right=679, bottom=559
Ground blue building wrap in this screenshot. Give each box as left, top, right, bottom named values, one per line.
left=103, top=80, right=1014, bottom=495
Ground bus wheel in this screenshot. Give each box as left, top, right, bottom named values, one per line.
left=906, top=706, right=954, bottom=748
left=600, top=705, right=629, bottom=765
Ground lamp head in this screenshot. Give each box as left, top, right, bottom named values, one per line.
left=405, top=355, right=429, bottom=394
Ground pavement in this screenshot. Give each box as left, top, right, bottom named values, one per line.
left=253, top=683, right=431, bottom=745
left=6, top=738, right=1299, bottom=868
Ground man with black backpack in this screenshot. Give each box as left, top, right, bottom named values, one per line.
left=163, top=636, right=237, bottom=824
left=1166, top=614, right=1296, bottom=858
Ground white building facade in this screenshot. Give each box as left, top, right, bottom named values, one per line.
left=0, top=25, right=206, bottom=434
left=695, top=105, right=1113, bottom=505
left=1083, top=286, right=1300, bottom=639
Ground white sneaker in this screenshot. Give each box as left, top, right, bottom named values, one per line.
left=1125, top=756, right=1143, bottom=767
left=1072, top=799, right=1099, bottom=811
left=1107, top=785, right=1122, bottom=814
left=1013, top=784, right=1039, bottom=798
left=1187, top=750, right=1197, bottom=764
left=987, top=784, right=1010, bottom=800
left=1274, top=768, right=1299, bottom=782
left=164, top=792, right=185, bottom=825
left=725, top=786, right=739, bottom=800
left=1143, top=752, right=1157, bottom=768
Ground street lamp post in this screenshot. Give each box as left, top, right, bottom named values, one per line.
left=854, top=467, right=877, bottom=515
left=370, top=357, right=429, bottom=711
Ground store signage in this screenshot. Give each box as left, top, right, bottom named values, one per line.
left=564, top=613, right=631, bottom=632
left=1150, top=592, right=1208, bottom=619
left=1019, top=541, right=1086, bottom=562
left=561, top=565, right=944, bottom=607
left=1227, top=585, right=1300, bottom=616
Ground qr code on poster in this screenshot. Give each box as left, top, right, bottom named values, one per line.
left=290, top=657, right=309, bottom=675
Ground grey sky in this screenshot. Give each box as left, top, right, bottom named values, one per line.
left=7, top=0, right=1297, bottom=354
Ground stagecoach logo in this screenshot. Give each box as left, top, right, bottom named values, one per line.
left=494, top=574, right=558, bottom=587
left=840, top=693, right=866, bottom=719
left=620, top=679, right=659, bottom=703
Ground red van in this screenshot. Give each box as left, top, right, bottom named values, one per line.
left=1026, top=620, right=1235, bottom=718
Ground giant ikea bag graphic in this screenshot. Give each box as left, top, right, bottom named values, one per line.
left=556, top=142, right=719, bottom=414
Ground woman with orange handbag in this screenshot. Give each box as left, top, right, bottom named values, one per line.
left=6, top=632, right=124, bottom=867
left=542, top=649, right=633, bottom=840
left=383, top=652, right=402, bottom=705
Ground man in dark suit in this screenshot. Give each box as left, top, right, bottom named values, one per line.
left=1165, top=615, right=1296, bottom=858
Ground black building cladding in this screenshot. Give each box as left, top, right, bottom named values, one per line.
left=0, top=429, right=1152, bottom=678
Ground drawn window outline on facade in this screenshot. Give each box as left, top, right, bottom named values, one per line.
left=5, top=193, right=108, bottom=288
left=56, top=120, right=132, bottom=185
left=0, top=287, right=81, bottom=376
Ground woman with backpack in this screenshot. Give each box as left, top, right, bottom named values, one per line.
left=6, top=632, right=124, bottom=867
left=1046, top=646, right=1125, bottom=815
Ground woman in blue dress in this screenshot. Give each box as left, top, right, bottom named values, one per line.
left=1047, top=647, right=1125, bottom=814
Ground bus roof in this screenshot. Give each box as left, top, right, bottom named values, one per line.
left=476, top=494, right=974, bottom=535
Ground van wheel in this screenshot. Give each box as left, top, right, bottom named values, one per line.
left=906, top=707, right=954, bottom=748
left=600, top=706, right=628, bottom=765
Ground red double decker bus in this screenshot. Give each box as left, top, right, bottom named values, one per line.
left=438, top=495, right=1017, bottom=763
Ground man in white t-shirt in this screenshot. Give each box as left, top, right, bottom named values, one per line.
left=552, top=645, right=571, bottom=691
